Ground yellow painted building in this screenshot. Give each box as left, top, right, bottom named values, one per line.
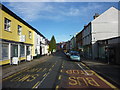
left=0, top=4, right=39, bottom=65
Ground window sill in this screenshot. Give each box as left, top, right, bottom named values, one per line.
left=4, top=30, right=12, bottom=33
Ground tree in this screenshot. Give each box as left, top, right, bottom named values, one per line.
left=49, top=35, right=56, bottom=53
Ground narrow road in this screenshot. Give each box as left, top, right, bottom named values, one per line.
left=2, top=51, right=117, bottom=89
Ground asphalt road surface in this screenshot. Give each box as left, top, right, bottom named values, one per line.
left=2, top=51, right=118, bottom=89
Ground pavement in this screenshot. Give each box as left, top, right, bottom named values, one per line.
left=81, top=57, right=120, bottom=88
left=1, top=51, right=119, bottom=89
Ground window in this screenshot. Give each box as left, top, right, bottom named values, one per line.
left=12, top=45, right=18, bottom=57
left=4, top=18, right=11, bottom=31
left=2, top=43, right=9, bottom=60
left=20, top=45, right=25, bottom=57
left=26, top=46, right=30, bottom=55
left=29, top=31, right=32, bottom=39
left=0, top=44, right=2, bottom=60
left=18, top=25, right=22, bottom=35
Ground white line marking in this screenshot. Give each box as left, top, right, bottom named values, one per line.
left=76, top=63, right=92, bottom=76
left=34, top=62, right=56, bottom=88
left=34, top=72, right=49, bottom=88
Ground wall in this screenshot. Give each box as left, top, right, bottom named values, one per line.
left=1, top=10, right=34, bottom=45
left=91, top=7, right=119, bottom=59
left=91, top=7, right=118, bottom=42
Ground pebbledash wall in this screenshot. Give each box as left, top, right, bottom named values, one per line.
left=0, top=4, right=49, bottom=65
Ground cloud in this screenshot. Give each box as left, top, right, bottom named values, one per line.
left=6, top=2, right=103, bottom=22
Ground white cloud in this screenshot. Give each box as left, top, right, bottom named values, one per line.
left=7, top=2, right=103, bottom=22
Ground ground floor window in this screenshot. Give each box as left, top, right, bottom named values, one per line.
left=2, top=43, right=9, bottom=60
left=0, top=44, right=2, bottom=60
left=20, top=45, right=25, bottom=57
left=99, top=46, right=105, bottom=59
left=12, top=44, right=18, bottom=57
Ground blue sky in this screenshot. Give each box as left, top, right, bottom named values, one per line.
left=2, top=2, right=118, bottom=43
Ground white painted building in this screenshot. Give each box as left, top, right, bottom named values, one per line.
left=82, top=7, right=119, bottom=59
left=33, top=31, right=49, bottom=58
left=70, top=36, right=76, bottom=50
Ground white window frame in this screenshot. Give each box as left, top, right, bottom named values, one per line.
left=4, top=18, right=11, bottom=31
left=18, top=25, right=22, bottom=35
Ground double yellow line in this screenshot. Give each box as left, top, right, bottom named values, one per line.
left=80, top=62, right=118, bottom=89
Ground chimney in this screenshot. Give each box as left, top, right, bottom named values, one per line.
left=93, top=13, right=99, bottom=19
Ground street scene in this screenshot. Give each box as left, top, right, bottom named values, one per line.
left=0, top=1, right=120, bottom=90
left=2, top=51, right=118, bottom=89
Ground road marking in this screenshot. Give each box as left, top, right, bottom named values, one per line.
left=56, top=85, right=59, bottom=90
left=62, top=65, right=64, bottom=68
left=60, top=70, right=63, bottom=73
left=81, top=62, right=86, bottom=66
left=10, top=74, right=24, bottom=82
left=81, top=62, right=90, bottom=69
left=76, top=63, right=91, bottom=76
left=32, top=81, right=40, bottom=89
left=86, top=66, right=90, bottom=69
left=52, top=65, right=54, bottom=67
left=3, top=68, right=29, bottom=81
left=36, top=68, right=42, bottom=72
left=19, top=74, right=30, bottom=82
left=94, top=71, right=117, bottom=89
left=42, top=68, right=47, bottom=72
left=43, top=73, right=47, bottom=77
left=32, top=72, right=49, bottom=88
left=58, top=75, right=62, bottom=80
left=49, top=68, right=52, bottom=71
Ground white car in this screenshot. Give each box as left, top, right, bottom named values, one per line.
left=70, top=53, right=80, bottom=61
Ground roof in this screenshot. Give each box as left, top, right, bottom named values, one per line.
left=0, top=3, right=46, bottom=39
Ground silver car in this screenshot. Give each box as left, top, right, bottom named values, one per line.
left=70, top=53, right=80, bottom=61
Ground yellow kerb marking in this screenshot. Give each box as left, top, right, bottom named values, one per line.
left=58, top=75, right=62, bottom=80
left=86, top=66, right=90, bottom=69
left=81, top=62, right=86, bottom=66
left=43, top=73, right=47, bottom=77
left=93, top=71, right=117, bottom=89
left=56, top=85, right=59, bottom=90
left=32, top=81, right=40, bottom=88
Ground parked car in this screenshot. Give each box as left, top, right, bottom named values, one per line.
left=69, top=52, right=80, bottom=61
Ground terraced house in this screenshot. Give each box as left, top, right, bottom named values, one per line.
left=0, top=4, right=48, bottom=65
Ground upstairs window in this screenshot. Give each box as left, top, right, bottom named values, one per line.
left=18, top=25, right=22, bottom=35
left=29, top=31, right=32, bottom=39
left=4, top=18, right=11, bottom=31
